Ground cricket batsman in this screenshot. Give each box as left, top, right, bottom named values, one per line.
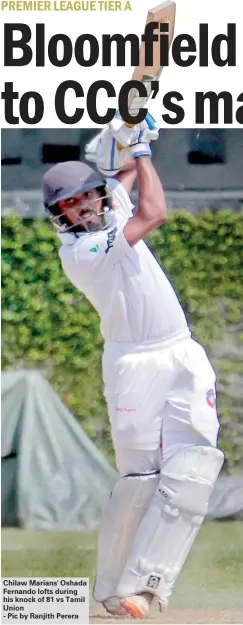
left=42, top=115, right=224, bottom=619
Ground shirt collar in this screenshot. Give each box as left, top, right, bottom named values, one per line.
left=57, top=231, right=86, bottom=244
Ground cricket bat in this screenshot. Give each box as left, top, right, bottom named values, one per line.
left=117, top=0, right=176, bottom=146
left=128, top=1, right=176, bottom=115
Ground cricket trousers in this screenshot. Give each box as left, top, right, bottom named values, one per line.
left=102, top=335, right=220, bottom=476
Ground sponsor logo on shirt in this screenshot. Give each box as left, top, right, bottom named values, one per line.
left=206, top=388, right=216, bottom=408
left=116, top=407, right=137, bottom=413
left=105, top=227, right=117, bottom=254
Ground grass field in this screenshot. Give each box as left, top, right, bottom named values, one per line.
left=2, top=522, right=243, bottom=623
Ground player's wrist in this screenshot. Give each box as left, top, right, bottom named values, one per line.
left=129, top=143, right=152, bottom=160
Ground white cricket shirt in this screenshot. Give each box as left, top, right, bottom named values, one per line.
left=58, top=179, right=190, bottom=344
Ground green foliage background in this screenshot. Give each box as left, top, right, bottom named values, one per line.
left=2, top=212, right=243, bottom=471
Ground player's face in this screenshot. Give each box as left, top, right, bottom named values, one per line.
left=59, top=189, right=103, bottom=231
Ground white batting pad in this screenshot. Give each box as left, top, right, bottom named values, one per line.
left=93, top=471, right=158, bottom=602
left=117, top=446, right=224, bottom=609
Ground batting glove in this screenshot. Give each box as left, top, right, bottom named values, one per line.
left=131, top=113, right=160, bottom=159
left=109, top=112, right=160, bottom=149
left=85, top=127, right=130, bottom=177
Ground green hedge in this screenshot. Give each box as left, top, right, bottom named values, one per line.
left=2, top=212, right=243, bottom=470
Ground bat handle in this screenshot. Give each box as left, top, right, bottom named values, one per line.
left=117, top=122, right=135, bottom=150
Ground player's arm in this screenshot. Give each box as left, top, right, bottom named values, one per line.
left=114, top=159, right=137, bottom=194
left=123, top=156, right=167, bottom=247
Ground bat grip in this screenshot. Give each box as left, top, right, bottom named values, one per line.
left=117, top=122, right=135, bottom=150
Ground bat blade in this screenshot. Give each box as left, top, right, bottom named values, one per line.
left=127, top=1, right=176, bottom=117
